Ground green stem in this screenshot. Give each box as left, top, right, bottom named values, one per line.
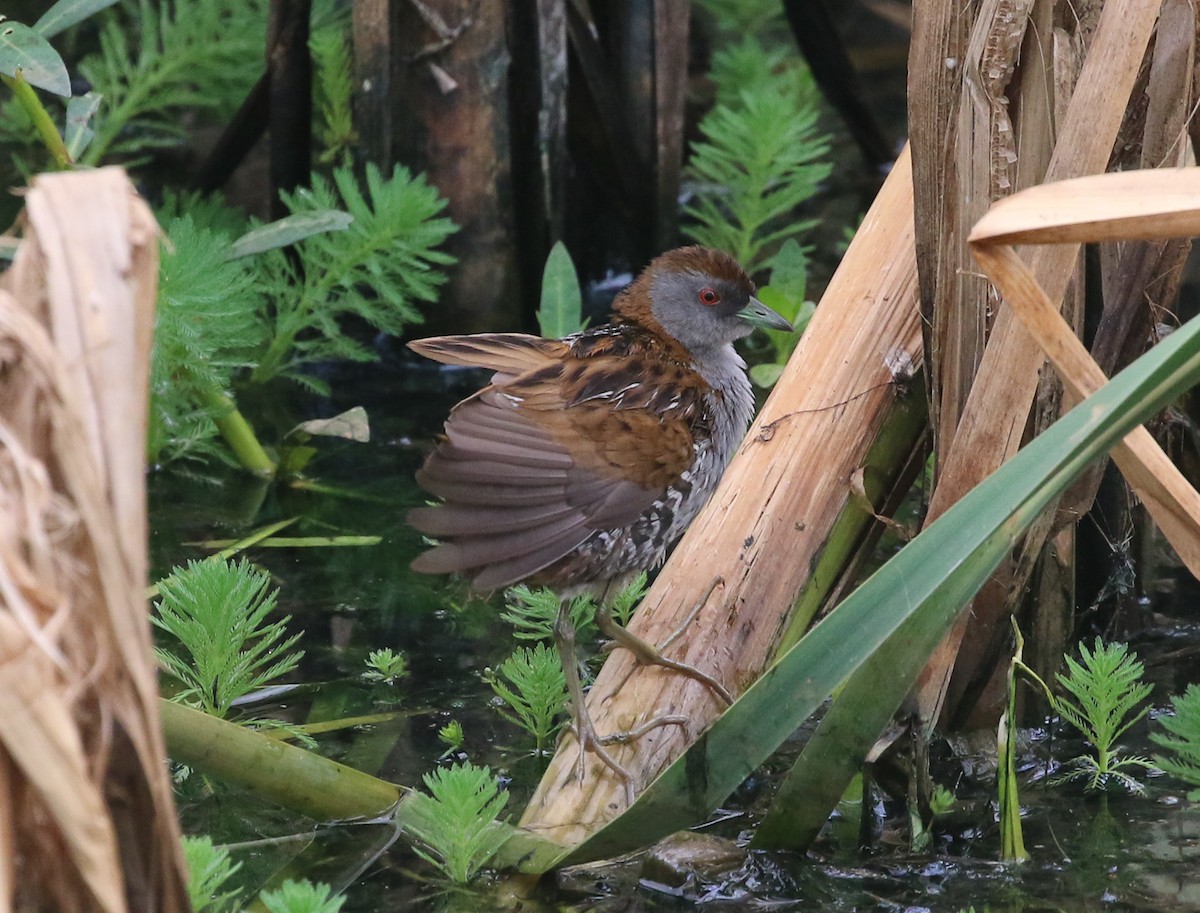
left=2, top=72, right=71, bottom=168
left=160, top=700, right=568, bottom=871
left=161, top=699, right=401, bottom=820
left=286, top=478, right=386, bottom=502
left=999, top=618, right=1029, bottom=862
left=195, top=383, right=276, bottom=478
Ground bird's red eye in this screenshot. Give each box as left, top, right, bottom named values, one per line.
left=698, top=287, right=720, bottom=306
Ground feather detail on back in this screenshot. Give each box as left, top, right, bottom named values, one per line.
left=408, top=334, right=566, bottom=375
left=407, top=324, right=712, bottom=590
left=407, top=245, right=770, bottom=595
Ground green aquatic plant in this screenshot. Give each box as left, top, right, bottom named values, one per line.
left=252, top=163, right=457, bottom=388
left=500, top=573, right=648, bottom=642
left=682, top=35, right=830, bottom=275
left=401, top=763, right=509, bottom=884
left=182, top=835, right=242, bottom=913
left=152, top=165, right=454, bottom=470
left=484, top=643, right=568, bottom=754
left=78, top=0, right=267, bottom=165
left=153, top=558, right=304, bottom=718
left=311, top=20, right=356, bottom=166
left=500, top=585, right=596, bottom=643
left=259, top=880, right=345, bottom=913
left=1049, top=638, right=1155, bottom=794
left=362, top=648, right=409, bottom=684
left=491, top=576, right=648, bottom=749
left=438, top=720, right=466, bottom=757
left=693, top=0, right=784, bottom=35
left=608, top=572, right=650, bottom=626
left=1151, top=683, right=1200, bottom=799
left=0, top=0, right=265, bottom=178
left=151, top=214, right=270, bottom=469
left=183, top=836, right=344, bottom=913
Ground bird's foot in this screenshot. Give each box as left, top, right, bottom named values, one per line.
left=597, top=713, right=690, bottom=745
left=569, top=709, right=635, bottom=806
left=568, top=712, right=689, bottom=806
left=599, top=577, right=733, bottom=706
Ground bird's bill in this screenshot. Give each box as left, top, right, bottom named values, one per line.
left=736, top=297, right=794, bottom=332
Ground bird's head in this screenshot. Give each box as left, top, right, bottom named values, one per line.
left=613, top=246, right=794, bottom=354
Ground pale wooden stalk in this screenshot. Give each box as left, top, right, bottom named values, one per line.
left=911, top=0, right=1166, bottom=726
left=915, top=0, right=1070, bottom=728
left=520, top=145, right=923, bottom=845
left=0, top=169, right=188, bottom=912
left=971, top=237, right=1200, bottom=560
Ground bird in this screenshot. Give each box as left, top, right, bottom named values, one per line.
left=406, top=245, right=793, bottom=795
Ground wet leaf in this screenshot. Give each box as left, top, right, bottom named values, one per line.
left=290, top=406, right=370, bottom=443
left=229, top=210, right=354, bottom=260
left=64, top=92, right=101, bottom=159
left=0, top=20, right=70, bottom=96
left=33, top=0, right=121, bottom=39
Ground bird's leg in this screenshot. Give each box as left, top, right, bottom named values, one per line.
left=595, top=577, right=733, bottom=706
left=553, top=602, right=637, bottom=802
left=656, top=576, right=725, bottom=654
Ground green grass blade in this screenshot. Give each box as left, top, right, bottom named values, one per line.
left=33, top=0, right=120, bottom=39
left=561, top=308, right=1200, bottom=865
left=229, top=210, right=354, bottom=260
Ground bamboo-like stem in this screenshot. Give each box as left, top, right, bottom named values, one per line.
left=161, top=699, right=568, bottom=871
left=161, top=699, right=401, bottom=820
left=195, top=384, right=277, bottom=478
left=2, top=72, right=71, bottom=168
left=520, top=145, right=923, bottom=845
left=911, top=0, right=1165, bottom=727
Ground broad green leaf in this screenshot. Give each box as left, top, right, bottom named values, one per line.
left=537, top=241, right=584, bottom=338
left=33, top=0, right=120, bottom=39
left=0, top=20, right=70, bottom=97
left=64, top=91, right=101, bottom=159
left=229, top=210, right=354, bottom=260
left=766, top=239, right=808, bottom=307
left=561, top=307, right=1200, bottom=865
left=749, top=362, right=785, bottom=388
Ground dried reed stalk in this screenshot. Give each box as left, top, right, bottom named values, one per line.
left=910, top=0, right=1173, bottom=727
left=969, top=171, right=1200, bottom=553
left=520, top=146, right=923, bottom=845
left=0, top=169, right=187, bottom=913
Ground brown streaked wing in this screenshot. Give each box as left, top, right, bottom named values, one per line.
left=407, top=333, right=566, bottom=375
left=518, top=357, right=702, bottom=491
left=408, top=351, right=701, bottom=588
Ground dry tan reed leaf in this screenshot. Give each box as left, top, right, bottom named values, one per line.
left=0, top=614, right=124, bottom=913
left=968, top=169, right=1200, bottom=245
left=969, top=169, right=1200, bottom=576
left=0, top=169, right=186, bottom=913
left=0, top=298, right=127, bottom=913
left=911, top=0, right=1164, bottom=727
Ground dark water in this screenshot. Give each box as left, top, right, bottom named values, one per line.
left=145, top=10, right=1200, bottom=902
left=147, top=351, right=1200, bottom=913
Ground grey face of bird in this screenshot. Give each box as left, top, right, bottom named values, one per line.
left=648, top=269, right=793, bottom=353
